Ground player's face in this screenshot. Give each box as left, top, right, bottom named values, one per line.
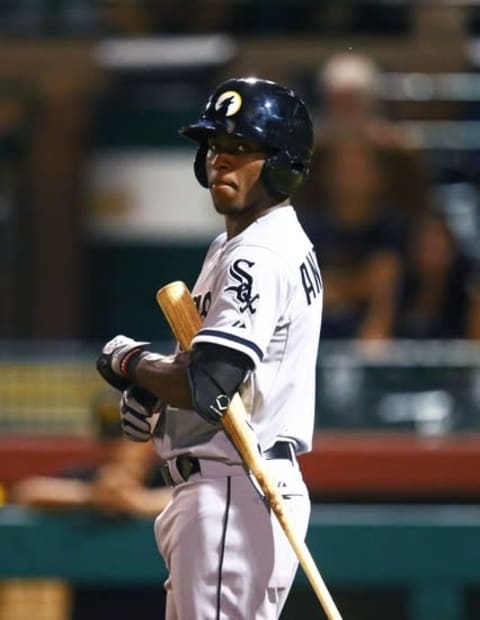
left=205, top=133, right=272, bottom=216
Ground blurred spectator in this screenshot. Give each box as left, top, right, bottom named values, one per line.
left=294, top=52, right=434, bottom=341
left=296, top=52, right=430, bottom=226
left=10, top=388, right=171, bottom=517
left=302, top=138, right=405, bottom=340
left=9, top=388, right=171, bottom=620
left=393, top=208, right=480, bottom=339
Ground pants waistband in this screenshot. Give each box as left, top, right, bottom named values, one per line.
left=161, top=441, right=296, bottom=487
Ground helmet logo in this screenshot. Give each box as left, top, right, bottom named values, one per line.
left=215, top=90, right=242, bottom=117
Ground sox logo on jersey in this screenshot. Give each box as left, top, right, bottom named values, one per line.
left=225, top=259, right=260, bottom=314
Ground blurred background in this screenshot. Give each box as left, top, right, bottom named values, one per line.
left=1, top=1, right=480, bottom=619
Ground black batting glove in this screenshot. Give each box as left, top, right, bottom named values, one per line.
left=97, top=335, right=150, bottom=391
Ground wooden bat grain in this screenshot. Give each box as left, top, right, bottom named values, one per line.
left=156, top=281, right=343, bottom=620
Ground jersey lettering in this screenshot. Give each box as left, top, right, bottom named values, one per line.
left=225, top=259, right=260, bottom=314
left=300, top=250, right=322, bottom=305
left=193, top=291, right=212, bottom=319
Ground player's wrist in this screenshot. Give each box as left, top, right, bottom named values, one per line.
left=97, top=335, right=152, bottom=390
left=117, top=348, right=149, bottom=379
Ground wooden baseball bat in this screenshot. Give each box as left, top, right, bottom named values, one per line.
left=156, top=280, right=342, bottom=620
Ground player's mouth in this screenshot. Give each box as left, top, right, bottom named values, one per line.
left=210, top=178, right=238, bottom=191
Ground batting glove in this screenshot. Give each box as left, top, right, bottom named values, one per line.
left=97, top=335, right=150, bottom=391
left=120, top=385, right=163, bottom=442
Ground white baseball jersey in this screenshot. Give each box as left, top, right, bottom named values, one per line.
left=153, top=205, right=323, bottom=463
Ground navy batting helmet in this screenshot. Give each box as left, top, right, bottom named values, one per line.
left=179, top=77, right=314, bottom=199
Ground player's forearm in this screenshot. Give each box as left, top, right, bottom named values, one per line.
left=133, top=355, right=193, bottom=409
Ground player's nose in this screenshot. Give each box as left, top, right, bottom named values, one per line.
left=209, top=151, right=233, bottom=171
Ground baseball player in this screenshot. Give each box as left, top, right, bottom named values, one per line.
left=97, top=77, right=323, bottom=620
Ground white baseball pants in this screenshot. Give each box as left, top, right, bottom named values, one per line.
left=154, top=458, right=311, bottom=620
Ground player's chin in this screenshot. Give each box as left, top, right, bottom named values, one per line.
left=210, top=192, right=243, bottom=215
left=213, top=201, right=241, bottom=215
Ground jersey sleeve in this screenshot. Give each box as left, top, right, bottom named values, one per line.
left=191, top=245, right=291, bottom=368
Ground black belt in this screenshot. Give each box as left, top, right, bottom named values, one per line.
left=161, top=441, right=296, bottom=487
left=160, top=456, right=200, bottom=487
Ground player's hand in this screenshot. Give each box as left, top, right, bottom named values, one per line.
left=120, top=385, right=162, bottom=442
left=96, top=335, right=150, bottom=391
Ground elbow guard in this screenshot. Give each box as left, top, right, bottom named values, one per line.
left=187, top=343, right=253, bottom=425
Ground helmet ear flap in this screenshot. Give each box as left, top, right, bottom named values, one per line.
left=261, top=152, right=308, bottom=198
left=194, top=143, right=209, bottom=188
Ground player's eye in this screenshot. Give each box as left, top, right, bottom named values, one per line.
left=209, top=143, right=239, bottom=154
left=234, top=142, right=262, bottom=153
left=208, top=140, right=256, bottom=155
